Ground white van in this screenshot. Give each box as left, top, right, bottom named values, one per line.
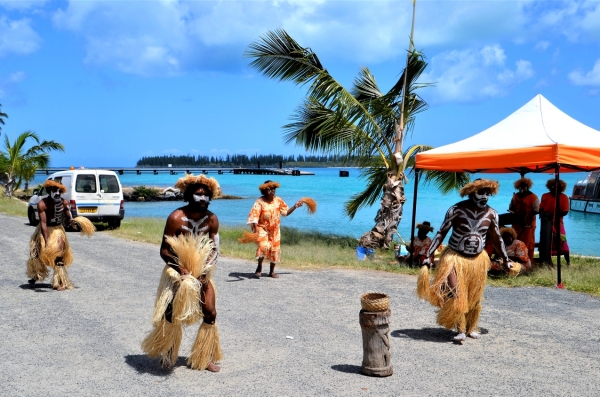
left=28, top=168, right=125, bottom=228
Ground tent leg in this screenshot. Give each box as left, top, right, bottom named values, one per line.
left=554, top=165, right=562, bottom=286
left=408, top=170, right=419, bottom=266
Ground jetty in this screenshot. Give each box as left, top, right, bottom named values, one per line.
left=36, top=167, right=315, bottom=176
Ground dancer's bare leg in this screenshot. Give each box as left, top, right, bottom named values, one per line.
left=254, top=257, right=263, bottom=278
left=269, top=262, right=279, bottom=278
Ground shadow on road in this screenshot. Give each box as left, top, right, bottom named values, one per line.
left=391, top=327, right=489, bottom=343
left=124, top=354, right=187, bottom=376
left=331, top=364, right=362, bottom=374
left=19, top=283, right=53, bottom=292
left=227, top=271, right=292, bottom=281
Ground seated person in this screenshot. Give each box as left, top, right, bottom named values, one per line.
left=490, top=227, right=530, bottom=275
left=397, top=221, right=435, bottom=266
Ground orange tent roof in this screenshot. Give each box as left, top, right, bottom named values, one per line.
left=416, top=95, right=600, bottom=174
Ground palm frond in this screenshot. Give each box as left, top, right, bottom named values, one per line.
left=344, top=160, right=389, bottom=219
left=421, top=170, right=471, bottom=195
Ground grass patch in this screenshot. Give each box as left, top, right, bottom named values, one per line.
left=0, top=187, right=28, bottom=217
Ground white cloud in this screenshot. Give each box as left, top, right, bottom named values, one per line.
left=9, top=70, right=25, bottom=82
left=535, top=41, right=549, bottom=50
left=0, top=70, right=27, bottom=105
left=569, top=59, right=600, bottom=87
left=0, top=16, right=41, bottom=56
left=45, top=0, right=536, bottom=76
left=420, top=45, right=534, bottom=103
left=0, top=0, right=49, bottom=11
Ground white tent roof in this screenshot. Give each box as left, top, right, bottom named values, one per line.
left=416, top=94, right=600, bottom=173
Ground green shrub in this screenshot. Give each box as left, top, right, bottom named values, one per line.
left=133, top=185, right=160, bottom=199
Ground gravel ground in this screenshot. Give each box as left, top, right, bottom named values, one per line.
left=1, top=212, right=599, bottom=397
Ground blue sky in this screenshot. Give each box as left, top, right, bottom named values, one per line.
left=1, top=0, right=599, bottom=167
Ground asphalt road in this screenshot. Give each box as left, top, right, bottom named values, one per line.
left=1, top=212, right=599, bottom=397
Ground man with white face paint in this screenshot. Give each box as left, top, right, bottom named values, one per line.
left=417, top=179, right=511, bottom=343
left=142, top=174, right=223, bottom=372
left=27, top=179, right=76, bottom=290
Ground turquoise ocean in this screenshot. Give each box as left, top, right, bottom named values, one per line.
left=32, top=169, right=599, bottom=256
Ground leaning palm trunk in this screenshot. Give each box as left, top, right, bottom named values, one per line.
left=359, top=173, right=406, bottom=249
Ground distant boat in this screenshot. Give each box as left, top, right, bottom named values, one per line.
left=570, top=171, right=600, bottom=213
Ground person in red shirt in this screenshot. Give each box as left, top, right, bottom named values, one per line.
left=539, top=179, right=570, bottom=266
left=508, top=178, right=539, bottom=264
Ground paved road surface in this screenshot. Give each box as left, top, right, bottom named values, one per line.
left=1, top=213, right=599, bottom=396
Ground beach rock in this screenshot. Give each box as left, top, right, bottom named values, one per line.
left=137, top=196, right=145, bottom=202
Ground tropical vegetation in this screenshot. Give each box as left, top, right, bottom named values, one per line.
left=1, top=131, right=65, bottom=196
left=137, top=153, right=359, bottom=168
left=245, top=1, right=468, bottom=250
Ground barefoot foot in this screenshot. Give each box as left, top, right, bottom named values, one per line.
left=206, top=362, right=221, bottom=372
left=268, top=272, right=279, bottom=278
left=28, top=278, right=36, bottom=285
left=254, top=272, right=261, bottom=279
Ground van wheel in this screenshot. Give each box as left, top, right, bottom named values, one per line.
left=108, top=220, right=121, bottom=229
left=28, top=207, right=39, bottom=226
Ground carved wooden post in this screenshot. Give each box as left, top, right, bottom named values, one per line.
left=359, top=308, right=393, bottom=377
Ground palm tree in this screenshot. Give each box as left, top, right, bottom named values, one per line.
left=246, top=1, right=467, bottom=249
left=0, top=104, right=7, bottom=136
left=2, top=131, right=65, bottom=196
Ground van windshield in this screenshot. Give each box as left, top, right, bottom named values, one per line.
left=99, top=174, right=120, bottom=193
left=76, top=174, right=97, bottom=193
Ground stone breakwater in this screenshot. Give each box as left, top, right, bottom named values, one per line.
left=123, top=187, right=242, bottom=202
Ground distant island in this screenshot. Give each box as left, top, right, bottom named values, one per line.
left=137, top=153, right=358, bottom=168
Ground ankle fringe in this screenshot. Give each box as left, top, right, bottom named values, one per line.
left=187, top=322, right=223, bottom=370
left=141, top=319, right=183, bottom=369
left=52, top=266, right=73, bottom=290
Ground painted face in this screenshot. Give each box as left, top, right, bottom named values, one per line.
left=50, top=189, right=61, bottom=199
left=471, top=188, right=491, bottom=208
left=193, top=194, right=210, bottom=203
left=190, top=186, right=210, bottom=210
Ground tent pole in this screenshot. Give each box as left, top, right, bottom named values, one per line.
left=409, top=169, right=419, bottom=266
left=554, top=165, right=562, bottom=286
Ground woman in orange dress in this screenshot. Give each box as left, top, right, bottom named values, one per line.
left=247, top=180, right=303, bottom=278
left=539, top=179, right=570, bottom=265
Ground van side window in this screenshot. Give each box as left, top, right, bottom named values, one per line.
left=54, top=177, right=62, bottom=184
left=99, top=174, right=120, bottom=193
left=76, top=174, right=97, bottom=193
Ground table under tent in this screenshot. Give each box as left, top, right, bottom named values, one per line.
left=412, top=94, right=600, bottom=284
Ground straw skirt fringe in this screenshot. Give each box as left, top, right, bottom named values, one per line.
left=27, top=225, right=74, bottom=288
left=417, top=247, right=489, bottom=333
left=143, top=267, right=221, bottom=370
left=141, top=319, right=183, bottom=369
left=187, top=322, right=223, bottom=370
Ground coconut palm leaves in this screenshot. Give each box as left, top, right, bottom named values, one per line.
left=0, top=104, right=7, bottom=135
left=2, top=131, right=64, bottom=196
left=246, top=24, right=467, bottom=249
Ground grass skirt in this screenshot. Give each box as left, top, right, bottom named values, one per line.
left=27, top=225, right=73, bottom=289
left=142, top=266, right=220, bottom=370
left=417, top=248, right=490, bottom=333
left=188, top=322, right=223, bottom=370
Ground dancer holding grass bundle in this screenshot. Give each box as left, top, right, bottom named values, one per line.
left=417, top=179, right=512, bottom=343
left=27, top=179, right=95, bottom=290
left=243, top=180, right=314, bottom=278
left=142, top=174, right=223, bottom=372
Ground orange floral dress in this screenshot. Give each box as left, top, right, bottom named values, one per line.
left=247, top=196, right=289, bottom=263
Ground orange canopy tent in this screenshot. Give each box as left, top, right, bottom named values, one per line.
left=411, top=94, right=600, bottom=285
left=416, top=94, right=600, bottom=174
